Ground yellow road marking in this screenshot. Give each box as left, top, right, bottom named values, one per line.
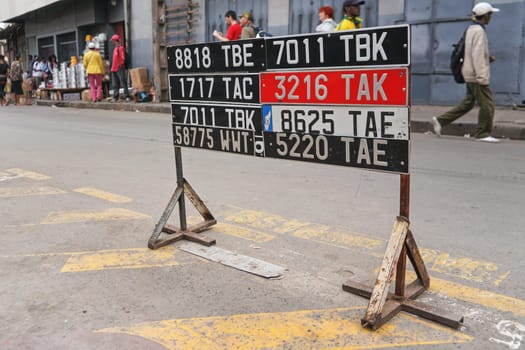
left=61, top=247, right=182, bottom=272
left=0, top=186, right=67, bottom=198
left=293, top=224, right=383, bottom=250
left=425, top=274, right=525, bottom=317
left=2, top=223, right=38, bottom=228
left=224, top=209, right=310, bottom=233
left=421, top=249, right=499, bottom=283
left=224, top=209, right=382, bottom=250
left=97, top=307, right=472, bottom=349
left=73, top=187, right=132, bottom=203
left=494, top=270, right=512, bottom=287
left=213, top=222, right=275, bottom=243
left=41, top=208, right=150, bottom=224
left=188, top=215, right=275, bottom=243
left=6, top=168, right=51, bottom=180
left=222, top=209, right=507, bottom=284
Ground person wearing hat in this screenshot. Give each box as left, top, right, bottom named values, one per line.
left=335, top=0, right=365, bottom=31
left=83, top=41, right=104, bottom=102
left=432, top=2, right=500, bottom=143
left=213, top=10, right=242, bottom=41
left=110, top=34, right=130, bottom=102
left=240, top=12, right=256, bottom=39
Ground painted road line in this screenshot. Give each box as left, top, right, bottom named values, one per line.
left=5, top=168, right=51, bottom=180
left=187, top=215, right=275, bottom=243
left=61, top=247, right=186, bottom=272
left=0, top=186, right=67, bottom=198
left=422, top=274, right=525, bottom=317
left=41, top=208, right=150, bottom=224
left=224, top=209, right=310, bottom=234
left=73, top=187, right=132, bottom=204
left=97, top=307, right=472, bottom=349
left=293, top=224, right=384, bottom=250
left=0, top=171, right=19, bottom=182
left=213, top=223, right=275, bottom=243
left=420, top=248, right=499, bottom=284
left=224, top=209, right=382, bottom=249
left=221, top=208, right=507, bottom=285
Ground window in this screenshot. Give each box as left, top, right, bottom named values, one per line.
left=37, top=36, right=54, bottom=59
left=57, top=32, right=77, bottom=64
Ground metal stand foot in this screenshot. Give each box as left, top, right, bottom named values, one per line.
left=148, top=147, right=216, bottom=249
left=342, top=175, right=463, bottom=330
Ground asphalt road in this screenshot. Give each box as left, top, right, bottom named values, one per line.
left=1, top=105, right=524, bottom=349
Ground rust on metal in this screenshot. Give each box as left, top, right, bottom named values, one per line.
left=406, top=230, right=430, bottom=288
left=343, top=174, right=463, bottom=330
left=363, top=217, right=409, bottom=324
left=148, top=147, right=216, bottom=250
left=395, top=174, right=410, bottom=296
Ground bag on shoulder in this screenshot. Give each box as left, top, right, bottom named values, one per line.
left=4, top=79, right=11, bottom=93
left=251, top=25, right=272, bottom=38
left=450, top=31, right=467, bottom=84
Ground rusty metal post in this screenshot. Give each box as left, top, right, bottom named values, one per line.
left=175, top=146, right=187, bottom=231
left=395, top=174, right=410, bottom=297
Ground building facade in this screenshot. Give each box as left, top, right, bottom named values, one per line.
left=1, top=0, right=524, bottom=105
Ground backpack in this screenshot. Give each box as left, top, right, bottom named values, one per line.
left=251, top=25, right=272, bottom=38
left=450, top=23, right=481, bottom=84
left=450, top=31, right=467, bottom=84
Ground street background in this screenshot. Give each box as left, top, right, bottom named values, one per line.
left=1, top=104, right=525, bottom=349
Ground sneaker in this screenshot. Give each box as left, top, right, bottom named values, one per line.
left=125, top=97, right=131, bottom=102
left=432, top=116, right=441, bottom=136
left=476, top=136, right=500, bottom=143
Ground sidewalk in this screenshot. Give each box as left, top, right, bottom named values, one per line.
left=35, top=99, right=525, bottom=141
left=410, top=105, right=525, bottom=140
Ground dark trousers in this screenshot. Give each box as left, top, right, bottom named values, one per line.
left=111, top=68, right=129, bottom=99
left=437, top=83, right=495, bottom=139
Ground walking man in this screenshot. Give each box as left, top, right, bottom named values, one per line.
left=433, top=2, right=500, bottom=142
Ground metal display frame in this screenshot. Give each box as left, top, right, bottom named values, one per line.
left=150, top=24, right=465, bottom=331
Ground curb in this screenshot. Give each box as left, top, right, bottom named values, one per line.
left=36, top=99, right=171, bottom=114
left=36, top=100, right=525, bottom=141
left=411, top=120, right=525, bottom=140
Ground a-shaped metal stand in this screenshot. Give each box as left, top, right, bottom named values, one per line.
left=148, top=147, right=216, bottom=250
left=343, top=174, right=463, bottom=330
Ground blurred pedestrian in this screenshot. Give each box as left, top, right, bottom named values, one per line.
left=9, top=55, right=24, bottom=105
left=336, top=0, right=365, bottom=31
left=213, top=10, right=242, bottom=41
left=0, top=55, right=10, bottom=106
left=32, top=57, right=44, bottom=89
left=110, top=34, right=130, bottom=102
left=432, top=2, right=500, bottom=142
left=240, top=12, right=257, bottom=39
left=83, top=42, right=105, bottom=102
left=316, top=6, right=337, bottom=33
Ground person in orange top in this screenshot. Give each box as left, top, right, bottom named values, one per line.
left=83, top=42, right=104, bottom=102
left=110, top=34, right=130, bottom=101
left=213, top=10, right=242, bottom=41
